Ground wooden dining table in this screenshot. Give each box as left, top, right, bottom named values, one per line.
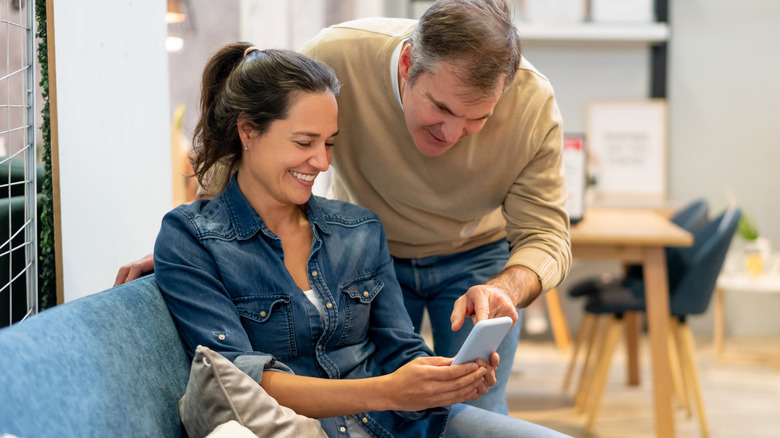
left=551, top=207, right=693, bottom=438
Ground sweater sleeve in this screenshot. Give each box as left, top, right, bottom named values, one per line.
left=502, top=91, right=572, bottom=293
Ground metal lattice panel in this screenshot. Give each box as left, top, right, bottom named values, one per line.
left=0, top=0, right=37, bottom=327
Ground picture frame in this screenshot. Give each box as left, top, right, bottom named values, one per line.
left=586, top=99, right=667, bottom=202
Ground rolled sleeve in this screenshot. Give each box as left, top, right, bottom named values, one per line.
left=233, top=353, right=294, bottom=385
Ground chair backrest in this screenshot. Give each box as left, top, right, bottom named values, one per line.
left=665, top=198, right=710, bottom=284
left=670, top=206, right=742, bottom=316
left=670, top=198, right=709, bottom=230
left=624, top=198, right=709, bottom=282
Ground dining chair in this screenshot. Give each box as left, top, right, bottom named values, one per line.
left=577, top=206, right=741, bottom=437
left=561, top=198, right=709, bottom=397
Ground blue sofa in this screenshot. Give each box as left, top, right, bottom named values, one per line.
left=0, top=275, right=191, bottom=437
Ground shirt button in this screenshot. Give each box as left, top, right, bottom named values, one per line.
left=311, top=270, right=318, bottom=277
left=362, top=417, right=368, bottom=424
left=326, top=302, right=333, bottom=309
left=363, top=291, right=369, bottom=297
left=259, top=311, right=267, bottom=317
left=218, top=334, right=225, bottom=341
left=339, top=426, right=346, bottom=433
left=318, top=345, right=323, bottom=350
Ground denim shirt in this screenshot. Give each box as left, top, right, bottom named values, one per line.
left=154, top=174, right=449, bottom=438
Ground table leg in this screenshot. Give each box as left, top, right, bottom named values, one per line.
left=545, top=288, right=572, bottom=353
left=643, top=247, right=676, bottom=438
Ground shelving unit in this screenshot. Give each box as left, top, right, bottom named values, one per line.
left=408, top=0, right=670, bottom=98
left=517, top=0, right=669, bottom=99
left=515, top=22, right=668, bottom=44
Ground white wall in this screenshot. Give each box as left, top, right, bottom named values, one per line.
left=53, top=0, right=172, bottom=301
left=522, top=43, right=652, bottom=136
left=523, top=2, right=780, bottom=251
left=668, top=0, right=780, bottom=246
left=524, top=1, right=780, bottom=337
left=239, top=0, right=325, bottom=51
left=668, top=0, right=780, bottom=336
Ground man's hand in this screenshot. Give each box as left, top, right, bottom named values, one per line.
left=113, top=253, right=155, bottom=286
left=450, top=265, right=542, bottom=331
left=450, top=285, right=518, bottom=331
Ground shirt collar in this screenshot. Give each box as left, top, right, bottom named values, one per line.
left=390, top=39, right=405, bottom=112
left=221, top=172, right=331, bottom=240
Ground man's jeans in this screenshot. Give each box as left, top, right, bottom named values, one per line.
left=392, top=240, right=522, bottom=415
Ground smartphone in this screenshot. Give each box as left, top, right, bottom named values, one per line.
left=450, top=316, right=513, bottom=366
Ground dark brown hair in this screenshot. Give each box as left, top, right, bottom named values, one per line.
left=191, top=44, right=341, bottom=191
left=408, top=0, right=522, bottom=96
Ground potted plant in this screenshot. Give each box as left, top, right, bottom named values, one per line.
left=738, top=214, right=770, bottom=277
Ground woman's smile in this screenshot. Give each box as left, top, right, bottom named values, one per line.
left=290, top=170, right=317, bottom=184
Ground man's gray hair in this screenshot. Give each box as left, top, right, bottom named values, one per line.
left=408, top=0, right=522, bottom=97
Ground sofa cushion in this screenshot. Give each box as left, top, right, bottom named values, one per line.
left=180, top=345, right=327, bottom=438
left=0, top=275, right=191, bottom=437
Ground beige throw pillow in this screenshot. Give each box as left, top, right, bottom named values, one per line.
left=205, top=420, right=256, bottom=438
left=179, top=345, right=327, bottom=438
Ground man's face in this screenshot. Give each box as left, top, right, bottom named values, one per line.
left=398, top=45, right=504, bottom=157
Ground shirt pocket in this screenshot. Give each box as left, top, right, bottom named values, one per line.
left=338, top=276, right=383, bottom=346
left=234, top=295, right=297, bottom=360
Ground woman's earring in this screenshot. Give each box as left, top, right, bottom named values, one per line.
left=244, top=146, right=249, bottom=151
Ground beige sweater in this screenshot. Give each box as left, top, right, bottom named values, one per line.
left=299, top=18, right=571, bottom=291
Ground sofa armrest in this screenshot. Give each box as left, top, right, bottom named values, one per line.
left=0, top=275, right=191, bottom=437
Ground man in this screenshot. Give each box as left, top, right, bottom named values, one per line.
left=116, top=0, right=570, bottom=415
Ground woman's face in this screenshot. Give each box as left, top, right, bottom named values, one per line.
left=238, top=91, right=338, bottom=209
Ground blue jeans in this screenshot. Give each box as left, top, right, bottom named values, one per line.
left=392, top=240, right=522, bottom=415
left=444, top=404, right=570, bottom=437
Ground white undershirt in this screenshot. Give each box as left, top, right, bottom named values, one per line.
left=390, top=40, right=405, bottom=112
left=302, top=289, right=371, bottom=438
left=302, top=289, right=326, bottom=322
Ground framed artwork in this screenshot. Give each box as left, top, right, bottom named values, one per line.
left=586, top=99, right=667, bottom=201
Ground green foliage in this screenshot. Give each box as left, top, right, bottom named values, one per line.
left=36, top=0, right=56, bottom=310
left=737, top=214, right=759, bottom=241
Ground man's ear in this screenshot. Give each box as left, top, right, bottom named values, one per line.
left=398, top=42, right=412, bottom=81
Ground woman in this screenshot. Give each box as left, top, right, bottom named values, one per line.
left=154, top=43, right=568, bottom=438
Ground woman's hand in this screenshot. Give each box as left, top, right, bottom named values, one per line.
left=260, top=353, right=501, bottom=418
left=378, top=356, right=488, bottom=412
left=473, top=352, right=500, bottom=396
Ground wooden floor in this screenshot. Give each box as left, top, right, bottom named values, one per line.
left=506, top=337, right=780, bottom=437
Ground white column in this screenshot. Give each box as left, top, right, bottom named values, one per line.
left=53, top=0, right=172, bottom=300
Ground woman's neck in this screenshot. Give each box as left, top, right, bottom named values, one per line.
left=236, top=170, right=307, bottom=235
left=236, top=170, right=313, bottom=290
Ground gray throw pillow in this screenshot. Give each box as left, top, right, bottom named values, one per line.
left=179, top=345, right=327, bottom=438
